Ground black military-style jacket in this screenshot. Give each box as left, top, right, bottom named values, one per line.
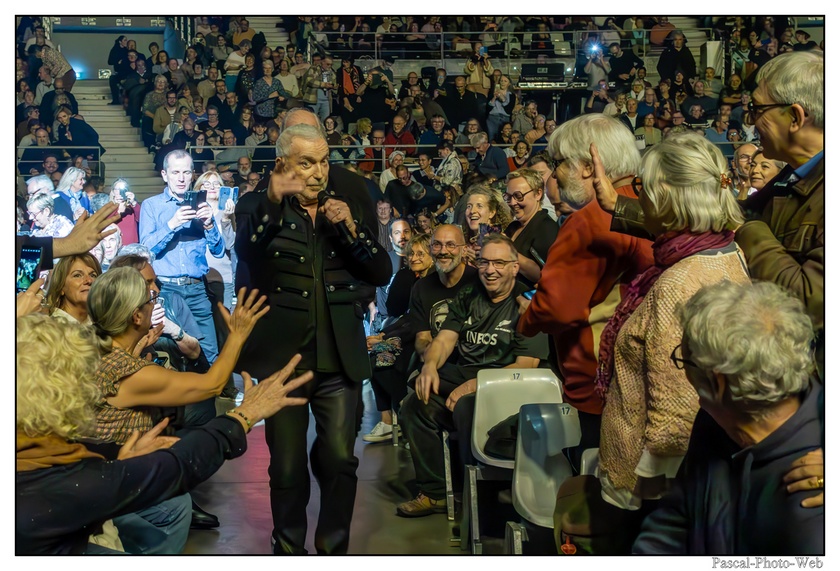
left=234, top=168, right=391, bottom=382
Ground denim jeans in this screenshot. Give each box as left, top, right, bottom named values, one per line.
left=312, top=99, right=330, bottom=122
left=486, top=113, right=509, bottom=142
left=160, top=280, right=218, bottom=363
left=111, top=493, right=192, bottom=554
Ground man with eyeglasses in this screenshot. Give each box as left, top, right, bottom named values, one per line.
left=397, top=233, right=548, bottom=517
left=363, top=128, right=388, bottom=175
left=418, top=114, right=448, bottom=150
left=517, top=114, right=654, bottom=471
left=384, top=114, right=416, bottom=158
left=737, top=50, right=824, bottom=375
left=731, top=142, right=758, bottom=197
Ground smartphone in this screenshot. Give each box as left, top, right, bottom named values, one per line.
left=523, top=289, right=537, bottom=300
left=479, top=46, right=488, bottom=56
left=16, top=246, right=43, bottom=293
left=218, top=186, right=239, bottom=210
left=477, top=223, right=491, bottom=246
left=152, top=351, right=171, bottom=368
left=182, top=189, right=208, bottom=210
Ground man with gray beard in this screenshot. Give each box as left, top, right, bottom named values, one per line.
left=516, top=114, right=654, bottom=471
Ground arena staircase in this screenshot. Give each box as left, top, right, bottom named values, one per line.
left=73, top=80, right=162, bottom=201
left=643, top=16, right=709, bottom=84
left=245, top=16, right=291, bottom=52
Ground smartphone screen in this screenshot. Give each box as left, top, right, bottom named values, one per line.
left=523, top=289, right=537, bottom=300
left=16, top=246, right=43, bottom=293
left=218, top=186, right=231, bottom=210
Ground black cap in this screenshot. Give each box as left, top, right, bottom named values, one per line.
left=383, top=55, right=396, bottom=65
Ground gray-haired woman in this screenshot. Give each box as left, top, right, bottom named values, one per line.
left=587, top=132, right=751, bottom=550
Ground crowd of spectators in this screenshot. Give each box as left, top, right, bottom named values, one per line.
left=16, top=15, right=824, bottom=557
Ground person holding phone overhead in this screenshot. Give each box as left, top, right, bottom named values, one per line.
left=139, top=149, right=224, bottom=364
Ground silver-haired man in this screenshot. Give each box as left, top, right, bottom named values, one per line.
left=634, top=280, right=823, bottom=555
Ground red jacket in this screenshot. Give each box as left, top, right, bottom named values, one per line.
left=384, top=129, right=416, bottom=159
left=108, top=204, right=141, bottom=246
left=517, top=184, right=653, bottom=414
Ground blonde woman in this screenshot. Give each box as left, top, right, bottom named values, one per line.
left=16, top=313, right=311, bottom=554
left=46, top=253, right=101, bottom=325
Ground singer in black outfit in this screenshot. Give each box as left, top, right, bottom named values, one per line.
left=234, top=124, right=390, bottom=554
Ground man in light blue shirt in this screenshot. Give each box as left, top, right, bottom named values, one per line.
left=139, top=149, right=224, bottom=362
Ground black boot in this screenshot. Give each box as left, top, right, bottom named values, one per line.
left=190, top=500, right=220, bottom=530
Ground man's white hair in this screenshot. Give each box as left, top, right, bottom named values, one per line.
left=640, top=131, right=743, bottom=233
left=679, top=280, right=814, bottom=419
left=548, top=114, right=640, bottom=179
left=756, top=50, right=823, bottom=129
left=469, top=132, right=488, bottom=147
left=27, top=174, right=54, bottom=196
left=277, top=124, right=326, bottom=159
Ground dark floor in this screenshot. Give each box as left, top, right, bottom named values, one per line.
left=184, top=381, right=465, bottom=555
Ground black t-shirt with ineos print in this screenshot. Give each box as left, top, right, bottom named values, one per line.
left=442, top=280, right=549, bottom=369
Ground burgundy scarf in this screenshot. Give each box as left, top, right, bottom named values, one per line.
left=594, top=230, right=735, bottom=397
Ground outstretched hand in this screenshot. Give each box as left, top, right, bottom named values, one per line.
left=234, top=354, right=313, bottom=425
left=118, top=418, right=180, bottom=460
left=589, top=143, right=619, bottom=214
left=53, top=202, right=119, bottom=258
left=221, top=287, right=269, bottom=339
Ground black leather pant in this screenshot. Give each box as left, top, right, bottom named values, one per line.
left=264, top=372, right=360, bottom=554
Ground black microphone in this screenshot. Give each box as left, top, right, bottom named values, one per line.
left=317, top=191, right=355, bottom=245
left=318, top=190, right=374, bottom=261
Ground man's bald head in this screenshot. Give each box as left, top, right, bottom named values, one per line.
left=282, top=107, right=319, bottom=129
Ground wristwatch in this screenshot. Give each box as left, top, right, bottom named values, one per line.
left=174, top=328, right=185, bottom=341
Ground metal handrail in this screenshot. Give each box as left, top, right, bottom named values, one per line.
left=17, top=145, right=104, bottom=177
left=304, top=27, right=718, bottom=79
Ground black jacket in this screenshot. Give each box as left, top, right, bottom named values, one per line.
left=16, top=416, right=247, bottom=554
left=234, top=167, right=391, bottom=382
left=633, top=381, right=824, bottom=555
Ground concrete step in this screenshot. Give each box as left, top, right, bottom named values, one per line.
left=78, top=116, right=132, bottom=123
left=76, top=108, right=131, bottom=116
left=99, top=145, right=150, bottom=153
left=76, top=97, right=112, bottom=105
left=93, top=135, right=141, bottom=144
left=73, top=93, right=111, bottom=101
left=95, top=127, right=141, bottom=135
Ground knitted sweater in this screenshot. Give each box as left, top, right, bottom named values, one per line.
left=599, top=245, right=750, bottom=503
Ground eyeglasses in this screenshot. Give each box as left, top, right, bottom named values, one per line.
left=430, top=240, right=464, bottom=252
left=476, top=258, right=517, bottom=270
left=139, top=291, right=159, bottom=310
left=503, top=189, right=535, bottom=203
left=670, top=345, right=698, bottom=370
left=408, top=250, right=428, bottom=259
left=744, top=102, right=792, bottom=125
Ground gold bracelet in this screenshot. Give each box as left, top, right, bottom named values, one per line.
left=226, top=409, right=252, bottom=432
